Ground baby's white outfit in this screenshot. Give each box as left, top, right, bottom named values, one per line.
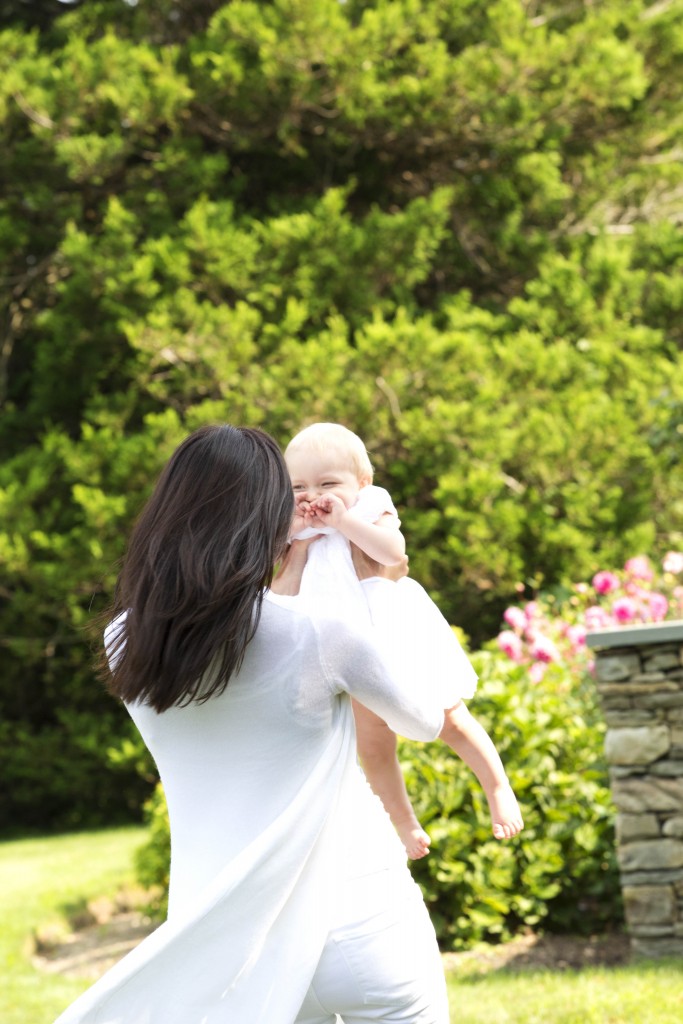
left=293, top=484, right=477, bottom=710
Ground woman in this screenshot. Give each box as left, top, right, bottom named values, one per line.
left=54, top=424, right=450, bottom=1024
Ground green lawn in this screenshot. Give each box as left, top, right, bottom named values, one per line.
left=0, top=827, right=144, bottom=1024
left=446, top=959, right=683, bottom=1024
left=3, top=828, right=682, bottom=1024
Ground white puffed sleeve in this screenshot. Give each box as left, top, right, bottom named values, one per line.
left=350, top=484, right=401, bottom=527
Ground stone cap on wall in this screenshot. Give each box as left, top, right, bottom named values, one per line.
left=586, top=619, right=683, bottom=649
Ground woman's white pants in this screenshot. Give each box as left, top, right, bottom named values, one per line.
left=295, top=868, right=449, bottom=1024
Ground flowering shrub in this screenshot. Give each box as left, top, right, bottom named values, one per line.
left=496, top=553, right=683, bottom=682
left=405, top=645, right=621, bottom=947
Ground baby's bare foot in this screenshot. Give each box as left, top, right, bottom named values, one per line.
left=397, top=822, right=431, bottom=859
left=487, top=783, right=524, bottom=840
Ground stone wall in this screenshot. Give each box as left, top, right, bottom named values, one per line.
left=587, top=620, right=683, bottom=959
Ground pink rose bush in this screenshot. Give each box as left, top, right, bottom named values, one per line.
left=663, top=551, right=683, bottom=575
left=496, top=552, right=683, bottom=682
left=592, top=571, right=620, bottom=595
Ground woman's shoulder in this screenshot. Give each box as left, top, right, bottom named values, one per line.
left=261, top=592, right=320, bottom=637
left=262, top=592, right=369, bottom=662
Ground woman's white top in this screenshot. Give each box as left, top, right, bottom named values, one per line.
left=54, top=596, right=445, bottom=1024
left=293, top=484, right=478, bottom=708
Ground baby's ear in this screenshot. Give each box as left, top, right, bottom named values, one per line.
left=359, top=474, right=372, bottom=489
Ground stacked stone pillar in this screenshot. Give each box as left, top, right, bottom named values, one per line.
left=586, top=620, right=683, bottom=958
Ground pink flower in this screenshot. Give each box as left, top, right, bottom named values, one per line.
left=584, top=605, right=612, bottom=630
left=663, top=551, right=683, bottom=575
left=592, top=570, right=620, bottom=595
left=624, top=556, right=654, bottom=582
left=567, top=625, right=587, bottom=651
left=524, top=601, right=541, bottom=619
left=530, top=634, right=560, bottom=663
left=497, top=630, right=523, bottom=662
left=503, top=606, right=527, bottom=631
left=648, top=592, right=669, bottom=621
left=529, top=662, right=547, bottom=683
left=612, top=596, right=637, bottom=623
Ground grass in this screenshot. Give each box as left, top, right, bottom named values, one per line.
left=0, top=827, right=144, bottom=1024
left=2, top=828, right=682, bottom=1024
left=446, top=960, right=683, bottom=1024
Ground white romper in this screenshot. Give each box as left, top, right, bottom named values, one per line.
left=293, top=484, right=477, bottom=710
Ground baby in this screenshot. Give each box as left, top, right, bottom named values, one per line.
left=284, top=422, right=523, bottom=857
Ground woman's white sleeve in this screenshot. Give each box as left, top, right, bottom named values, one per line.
left=315, top=619, right=444, bottom=742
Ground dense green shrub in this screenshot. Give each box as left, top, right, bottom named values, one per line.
left=133, top=783, right=171, bottom=920
left=404, top=647, right=620, bottom=948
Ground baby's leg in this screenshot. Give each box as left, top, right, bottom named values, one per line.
left=485, top=782, right=525, bottom=840
left=441, top=702, right=524, bottom=840
left=353, top=699, right=430, bottom=859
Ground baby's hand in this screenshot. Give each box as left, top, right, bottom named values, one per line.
left=308, top=493, right=347, bottom=529
left=291, top=495, right=312, bottom=536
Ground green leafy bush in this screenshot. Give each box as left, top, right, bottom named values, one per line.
left=404, top=647, right=620, bottom=949
left=134, top=783, right=170, bottom=921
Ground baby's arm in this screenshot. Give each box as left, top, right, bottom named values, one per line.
left=353, top=699, right=430, bottom=859
left=440, top=701, right=523, bottom=839
left=306, top=496, right=405, bottom=566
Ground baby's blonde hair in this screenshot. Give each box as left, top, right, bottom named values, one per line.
left=285, top=422, right=374, bottom=482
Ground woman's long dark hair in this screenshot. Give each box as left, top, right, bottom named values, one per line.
left=104, top=425, right=294, bottom=712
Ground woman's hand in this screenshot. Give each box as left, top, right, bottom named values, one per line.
left=351, top=544, right=409, bottom=582
left=271, top=535, right=320, bottom=595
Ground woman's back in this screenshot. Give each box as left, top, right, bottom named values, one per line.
left=123, top=596, right=408, bottom=919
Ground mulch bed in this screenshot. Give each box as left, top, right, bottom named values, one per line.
left=442, top=931, right=631, bottom=975
left=32, top=895, right=631, bottom=982
left=32, top=910, right=158, bottom=980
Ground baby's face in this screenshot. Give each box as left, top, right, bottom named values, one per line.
left=286, top=449, right=365, bottom=510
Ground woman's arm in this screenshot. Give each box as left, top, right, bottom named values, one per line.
left=271, top=536, right=318, bottom=595
left=350, top=543, right=409, bottom=582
